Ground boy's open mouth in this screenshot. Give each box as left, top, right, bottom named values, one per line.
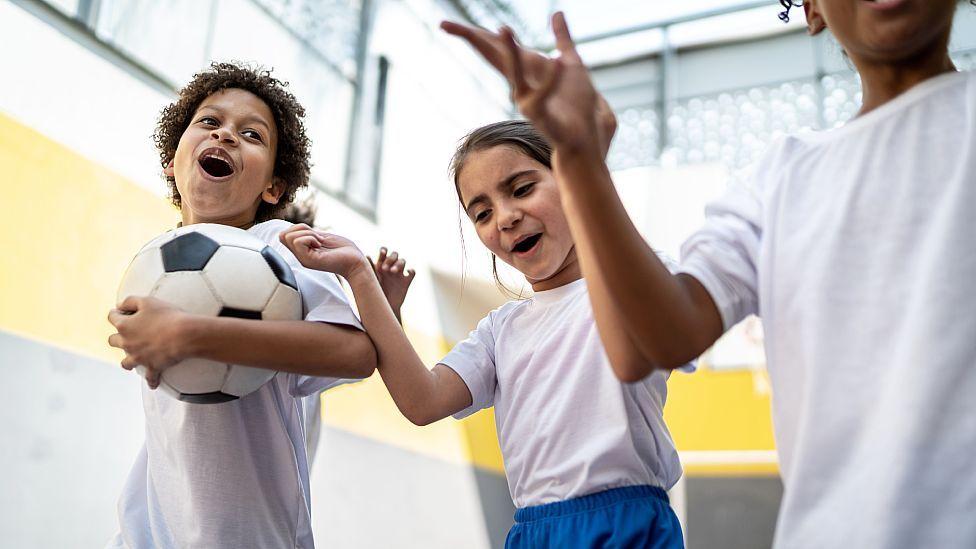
left=512, top=233, right=542, bottom=254
left=198, top=148, right=235, bottom=179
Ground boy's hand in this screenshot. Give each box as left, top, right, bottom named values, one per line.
left=442, top=12, right=611, bottom=156
left=108, top=296, right=190, bottom=389
left=279, top=224, right=369, bottom=280
left=369, top=247, right=416, bottom=324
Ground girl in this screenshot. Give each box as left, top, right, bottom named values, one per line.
left=280, top=119, right=690, bottom=548
left=443, top=4, right=976, bottom=549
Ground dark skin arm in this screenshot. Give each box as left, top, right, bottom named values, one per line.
left=444, top=14, right=725, bottom=378
left=108, top=295, right=376, bottom=389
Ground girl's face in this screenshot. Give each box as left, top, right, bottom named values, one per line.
left=805, top=0, right=956, bottom=64
left=168, top=88, right=283, bottom=227
left=457, top=145, right=580, bottom=291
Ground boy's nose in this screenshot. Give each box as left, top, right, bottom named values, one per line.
left=211, top=128, right=237, bottom=144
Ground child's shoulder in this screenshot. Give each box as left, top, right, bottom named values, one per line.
left=248, top=219, right=293, bottom=244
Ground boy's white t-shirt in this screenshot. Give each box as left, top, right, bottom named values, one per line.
left=679, top=70, right=976, bottom=549
left=109, top=219, right=363, bottom=549
left=441, top=277, right=691, bottom=509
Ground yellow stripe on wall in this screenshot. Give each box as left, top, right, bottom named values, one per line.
left=0, top=110, right=777, bottom=478
left=0, top=111, right=178, bottom=364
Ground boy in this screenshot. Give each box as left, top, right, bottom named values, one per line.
left=444, top=2, right=975, bottom=548
left=106, top=62, right=376, bottom=549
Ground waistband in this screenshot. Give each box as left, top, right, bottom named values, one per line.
left=514, top=485, right=669, bottom=523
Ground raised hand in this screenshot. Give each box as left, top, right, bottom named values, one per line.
left=279, top=224, right=369, bottom=280
left=369, top=247, right=416, bottom=323
left=442, top=12, right=615, bottom=157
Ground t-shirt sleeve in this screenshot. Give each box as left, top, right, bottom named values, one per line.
left=259, top=222, right=367, bottom=397
left=678, top=167, right=765, bottom=332
left=655, top=252, right=697, bottom=374
left=438, top=310, right=499, bottom=420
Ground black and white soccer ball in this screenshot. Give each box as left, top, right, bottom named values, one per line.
left=117, top=223, right=302, bottom=403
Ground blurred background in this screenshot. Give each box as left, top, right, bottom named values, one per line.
left=1, top=0, right=974, bottom=547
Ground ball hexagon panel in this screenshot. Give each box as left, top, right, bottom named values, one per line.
left=187, top=223, right=268, bottom=252
left=261, top=246, right=298, bottom=290
left=164, top=357, right=228, bottom=395
left=263, top=284, right=303, bottom=321
left=161, top=232, right=221, bottom=272
left=151, top=272, right=222, bottom=317
left=202, top=246, right=279, bottom=311
left=117, top=250, right=165, bottom=304
left=221, top=366, right=277, bottom=397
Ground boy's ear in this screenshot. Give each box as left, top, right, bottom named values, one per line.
left=803, top=1, right=827, bottom=36
left=261, top=177, right=287, bottom=205
left=162, top=160, right=175, bottom=178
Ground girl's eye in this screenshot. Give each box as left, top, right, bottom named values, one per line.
left=198, top=117, right=218, bottom=126
left=475, top=210, right=491, bottom=223
left=242, top=129, right=263, bottom=142
left=514, top=183, right=535, bottom=197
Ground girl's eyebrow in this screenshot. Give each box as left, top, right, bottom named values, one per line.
left=464, top=169, right=538, bottom=214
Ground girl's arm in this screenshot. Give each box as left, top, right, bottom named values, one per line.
left=280, top=226, right=473, bottom=425
left=444, top=14, right=724, bottom=378
left=108, top=299, right=376, bottom=389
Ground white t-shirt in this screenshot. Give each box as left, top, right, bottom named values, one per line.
left=109, top=219, right=363, bottom=549
left=441, top=278, right=690, bottom=509
left=679, top=70, right=976, bottom=549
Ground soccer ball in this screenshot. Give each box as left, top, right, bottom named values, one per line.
left=117, top=223, right=302, bottom=403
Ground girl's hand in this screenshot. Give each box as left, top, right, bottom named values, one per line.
left=107, top=296, right=190, bottom=389
left=442, top=12, right=613, bottom=156
left=279, top=224, right=369, bottom=280
left=369, top=247, right=416, bottom=323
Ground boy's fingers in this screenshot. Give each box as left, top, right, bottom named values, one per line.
left=523, top=58, right=563, bottom=119
left=377, top=247, right=388, bottom=264
left=551, top=12, right=582, bottom=64
left=107, top=309, right=130, bottom=328
left=384, top=251, right=399, bottom=269
left=108, top=333, right=124, bottom=349
left=117, top=295, right=142, bottom=312
left=501, top=27, right=528, bottom=97
left=392, top=258, right=406, bottom=274
left=406, top=268, right=416, bottom=280
left=440, top=21, right=507, bottom=74
left=120, top=355, right=138, bottom=370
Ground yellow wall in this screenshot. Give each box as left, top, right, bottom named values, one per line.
left=1, top=109, right=777, bottom=477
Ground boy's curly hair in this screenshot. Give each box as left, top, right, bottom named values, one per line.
left=153, top=62, right=311, bottom=222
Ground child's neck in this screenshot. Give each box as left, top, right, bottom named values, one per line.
left=180, top=211, right=258, bottom=230
left=853, top=37, right=957, bottom=117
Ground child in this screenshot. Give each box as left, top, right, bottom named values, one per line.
left=105, top=62, right=376, bottom=549
left=280, top=119, right=690, bottom=548
left=444, top=4, right=975, bottom=549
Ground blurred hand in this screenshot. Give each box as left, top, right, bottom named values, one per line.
left=279, top=224, right=369, bottom=280
left=107, top=296, right=189, bottom=389
left=369, top=247, right=416, bottom=323
left=442, top=12, right=614, bottom=157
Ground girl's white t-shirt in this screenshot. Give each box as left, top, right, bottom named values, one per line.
left=441, top=278, right=690, bottom=509
left=109, top=219, right=362, bottom=549
left=679, top=70, right=976, bottom=549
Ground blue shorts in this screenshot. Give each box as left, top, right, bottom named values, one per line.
left=505, top=485, right=684, bottom=549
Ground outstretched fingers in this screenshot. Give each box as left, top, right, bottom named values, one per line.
left=551, top=12, right=582, bottom=64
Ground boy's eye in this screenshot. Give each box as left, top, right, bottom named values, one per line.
left=242, top=129, right=263, bottom=142
left=198, top=116, right=218, bottom=127
left=474, top=210, right=491, bottom=223
left=514, top=183, right=535, bottom=197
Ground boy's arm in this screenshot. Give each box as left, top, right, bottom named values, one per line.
left=444, top=14, right=724, bottom=378
left=108, top=297, right=376, bottom=388
left=555, top=151, right=723, bottom=376
left=280, top=227, right=473, bottom=425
